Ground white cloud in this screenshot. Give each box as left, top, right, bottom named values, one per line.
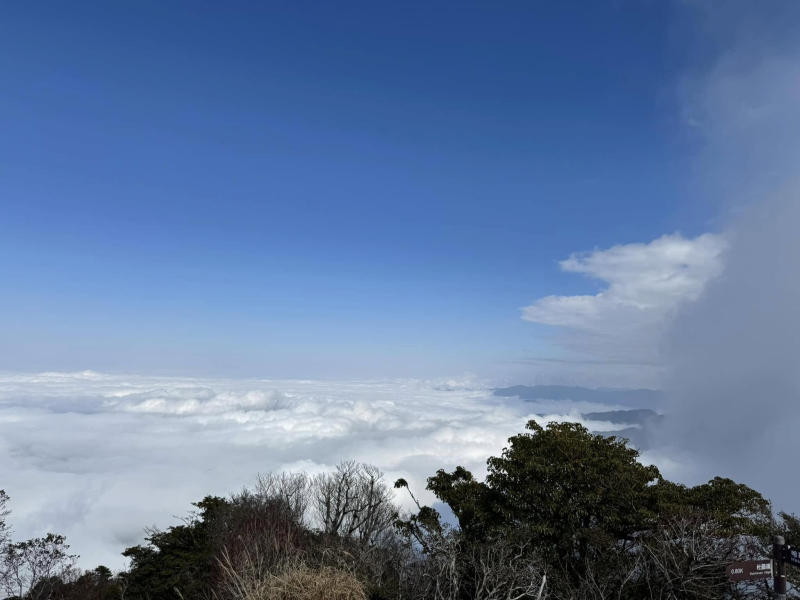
left=0, top=371, right=633, bottom=570
left=521, top=233, right=727, bottom=368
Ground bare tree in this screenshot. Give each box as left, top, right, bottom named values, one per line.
left=395, top=481, right=546, bottom=600
left=255, top=471, right=312, bottom=526
left=412, top=530, right=546, bottom=600
left=0, top=533, right=78, bottom=600
left=638, top=512, right=769, bottom=600
left=312, top=462, right=395, bottom=544
left=468, top=539, right=547, bottom=600
left=0, top=490, right=10, bottom=549
left=116, top=571, right=130, bottom=600
left=555, top=554, right=641, bottom=600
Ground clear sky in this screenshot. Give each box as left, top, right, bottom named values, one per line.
left=0, top=1, right=733, bottom=380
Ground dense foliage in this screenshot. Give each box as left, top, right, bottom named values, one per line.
left=2, top=421, right=798, bottom=599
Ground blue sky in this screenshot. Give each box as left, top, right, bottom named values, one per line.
left=1, top=1, right=724, bottom=379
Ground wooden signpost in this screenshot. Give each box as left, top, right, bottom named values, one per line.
left=727, top=536, right=790, bottom=598
left=727, top=535, right=800, bottom=600
left=774, top=536, right=788, bottom=599
left=727, top=559, right=772, bottom=582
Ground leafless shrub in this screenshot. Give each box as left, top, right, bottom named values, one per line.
left=211, top=489, right=309, bottom=586
left=312, top=461, right=396, bottom=544
left=255, top=472, right=311, bottom=526
left=395, top=481, right=546, bottom=600
left=416, top=530, right=546, bottom=600
left=637, top=511, right=769, bottom=600
left=544, top=510, right=777, bottom=600
left=208, top=465, right=406, bottom=599
left=469, top=539, right=547, bottom=600
left=553, top=553, right=640, bottom=600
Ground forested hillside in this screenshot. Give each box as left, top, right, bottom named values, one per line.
left=2, top=421, right=797, bottom=599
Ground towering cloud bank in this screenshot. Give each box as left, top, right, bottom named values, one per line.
left=659, top=2, right=800, bottom=502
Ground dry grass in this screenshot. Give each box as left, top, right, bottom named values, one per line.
left=263, top=564, right=366, bottom=600
left=214, top=548, right=366, bottom=600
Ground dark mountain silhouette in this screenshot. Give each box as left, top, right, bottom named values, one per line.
left=582, top=409, right=665, bottom=450
left=582, top=408, right=663, bottom=426
left=493, top=385, right=665, bottom=408
left=605, top=426, right=650, bottom=450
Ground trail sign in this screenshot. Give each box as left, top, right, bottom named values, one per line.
left=786, top=546, right=800, bottom=568
left=727, top=560, right=773, bottom=582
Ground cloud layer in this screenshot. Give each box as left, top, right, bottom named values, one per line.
left=0, top=371, right=633, bottom=570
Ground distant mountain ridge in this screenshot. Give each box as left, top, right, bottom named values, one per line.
left=493, top=385, right=665, bottom=408
left=582, top=409, right=663, bottom=426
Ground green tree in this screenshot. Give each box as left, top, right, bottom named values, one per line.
left=414, top=420, right=773, bottom=595
left=0, top=533, right=78, bottom=600
left=122, top=496, right=229, bottom=599
left=430, top=421, right=661, bottom=568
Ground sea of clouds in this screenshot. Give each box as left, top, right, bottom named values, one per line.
left=0, top=370, right=644, bottom=570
